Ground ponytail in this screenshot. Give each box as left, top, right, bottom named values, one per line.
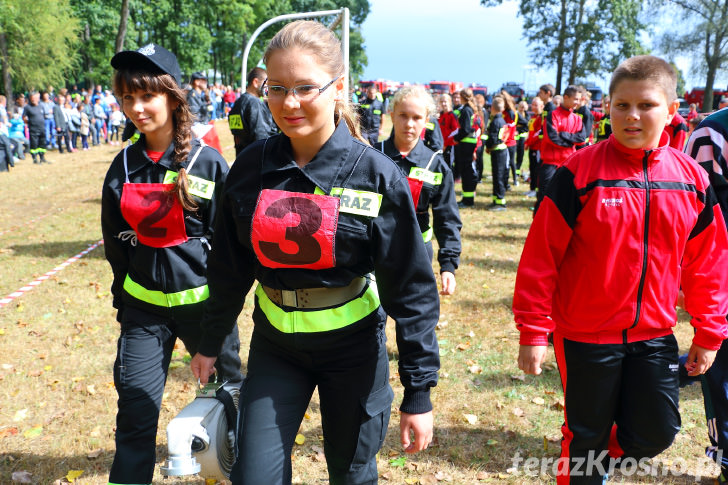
left=335, top=99, right=366, bottom=144
left=170, top=102, right=197, bottom=211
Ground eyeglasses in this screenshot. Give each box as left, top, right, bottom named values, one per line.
left=263, top=77, right=339, bottom=102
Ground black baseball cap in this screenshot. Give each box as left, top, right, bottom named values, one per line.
left=111, top=43, right=182, bottom=86
left=190, top=71, right=207, bottom=81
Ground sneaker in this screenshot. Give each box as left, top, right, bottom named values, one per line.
left=488, top=204, right=506, bottom=211
left=457, top=200, right=474, bottom=209
left=525, top=190, right=537, bottom=197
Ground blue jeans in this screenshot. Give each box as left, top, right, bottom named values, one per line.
left=44, top=118, right=56, bottom=146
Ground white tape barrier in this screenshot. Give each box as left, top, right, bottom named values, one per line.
left=0, top=239, right=105, bottom=309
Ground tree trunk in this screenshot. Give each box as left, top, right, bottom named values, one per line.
left=0, top=31, right=13, bottom=113
left=568, top=0, right=586, bottom=85
left=115, top=0, right=130, bottom=53
left=704, top=61, right=717, bottom=112
left=555, top=0, right=568, bottom=93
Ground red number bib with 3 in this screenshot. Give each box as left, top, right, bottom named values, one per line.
left=120, top=183, right=189, bottom=248
left=251, top=189, right=339, bottom=269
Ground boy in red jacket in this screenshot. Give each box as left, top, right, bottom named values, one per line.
left=513, top=55, right=728, bottom=484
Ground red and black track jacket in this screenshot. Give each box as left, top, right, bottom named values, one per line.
left=540, top=105, right=586, bottom=166
left=664, top=112, right=688, bottom=151
left=438, top=111, right=459, bottom=148
left=513, top=133, right=728, bottom=349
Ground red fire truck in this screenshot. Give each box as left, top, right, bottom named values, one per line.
left=684, top=86, right=728, bottom=112
left=428, top=81, right=463, bottom=95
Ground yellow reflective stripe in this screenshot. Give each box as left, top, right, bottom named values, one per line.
left=409, top=167, right=443, bottom=185
left=422, top=226, right=433, bottom=243
left=373, top=110, right=382, bottom=115
left=330, top=187, right=382, bottom=217
left=462, top=191, right=475, bottom=197
left=480, top=134, right=488, bottom=140
left=255, top=283, right=380, bottom=333
left=425, top=122, right=435, bottom=130
left=228, top=114, right=243, bottom=129
left=314, top=186, right=326, bottom=195
left=164, top=171, right=216, bottom=200
left=492, top=144, right=507, bottom=150
left=123, top=275, right=209, bottom=307
left=492, top=196, right=506, bottom=205
left=461, top=137, right=477, bottom=143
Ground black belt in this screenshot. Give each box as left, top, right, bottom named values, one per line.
left=261, top=277, right=367, bottom=309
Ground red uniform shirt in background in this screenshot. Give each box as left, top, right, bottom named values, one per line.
left=438, top=111, right=459, bottom=147
left=664, top=112, right=688, bottom=150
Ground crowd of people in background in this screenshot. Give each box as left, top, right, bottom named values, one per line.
left=0, top=77, right=245, bottom=172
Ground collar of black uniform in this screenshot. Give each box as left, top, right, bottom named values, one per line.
left=126, top=135, right=201, bottom=172
left=264, top=121, right=354, bottom=194
left=382, top=135, right=430, bottom=167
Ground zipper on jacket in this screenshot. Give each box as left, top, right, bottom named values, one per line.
left=625, top=150, right=652, bottom=344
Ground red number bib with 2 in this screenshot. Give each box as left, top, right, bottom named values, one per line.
left=251, top=189, right=339, bottom=269
left=120, top=183, right=189, bottom=248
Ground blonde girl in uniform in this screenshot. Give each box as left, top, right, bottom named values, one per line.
left=191, top=20, right=440, bottom=485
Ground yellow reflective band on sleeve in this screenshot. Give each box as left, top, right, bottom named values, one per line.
left=360, top=104, right=371, bottom=109
left=422, top=226, right=433, bottom=243
left=492, top=143, right=507, bottom=150
left=461, top=137, right=477, bottom=143
left=164, top=171, right=216, bottom=200
left=228, top=114, right=243, bottom=130
left=409, top=167, right=443, bottom=185
left=425, top=122, right=435, bottom=130
left=255, top=283, right=380, bottom=333
left=373, top=110, right=382, bottom=115
left=331, top=187, right=382, bottom=217
left=480, top=134, right=488, bottom=140
left=123, top=275, right=209, bottom=307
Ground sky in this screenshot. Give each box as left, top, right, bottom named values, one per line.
left=358, top=0, right=726, bottom=95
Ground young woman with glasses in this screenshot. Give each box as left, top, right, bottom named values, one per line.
left=190, top=20, right=440, bottom=484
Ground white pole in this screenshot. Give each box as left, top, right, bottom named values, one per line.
left=241, top=9, right=348, bottom=89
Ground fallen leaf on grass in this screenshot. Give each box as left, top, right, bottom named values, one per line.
left=468, top=365, right=482, bottom=374
left=0, top=427, right=19, bottom=438
left=294, top=433, right=305, bottom=445
left=552, top=400, right=565, bottom=411
left=86, top=385, right=96, bottom=395
left=380, top=472, right=392, bottom=480
left=404, top=479, right=418, bottom=484
left=510, top=374, right=525, bottom=381
left=27, top=370, right=42, bottom=377
left=23, top=425, right=42, bottom=438
left=435, top=320, right=448, bottom=330
left=512, top=407, right=525, bottom=417
left=435, top=470, right=452, bottom=481
left=485, top=439, right=498, bottom=446
left=87, top=448, right=102, bottom=459
left=388, top=450, right=400, bottom=457
left=455, top=342, right=470, bottom=351
left=11, top=471, right=33, bottom=483
left=463, top=413, right=478, bottom=425
left=13, top=409, right=28, bottom=422
left=532, top=397, right=545, bottom=405
left=65, top=470, right=84, bottom=482
left=389, top=456, right=406, bottom=467
left=420, top=474, right=438, bottom=485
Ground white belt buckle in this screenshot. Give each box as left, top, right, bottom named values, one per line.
left=281, top=289, right=298, bottom=307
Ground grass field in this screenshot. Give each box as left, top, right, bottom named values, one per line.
left=0, top=120, right=722, bottom=484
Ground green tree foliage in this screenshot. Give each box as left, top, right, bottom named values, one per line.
left=68, top=0, right=370, bottom=89
left=481, top=0, right=647, bottom=93
left=657, top=0, right=728, bottom=112
left=0, top=0, right=79, bottom=107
